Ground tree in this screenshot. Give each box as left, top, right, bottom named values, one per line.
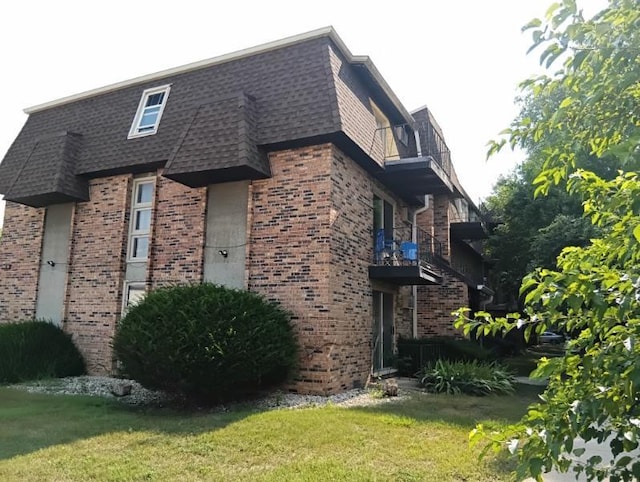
left=456, top=1, right=640, bottom=480
left=483, top=78, right=626, bottom=309
left=483, top=156, right=594, bottom=309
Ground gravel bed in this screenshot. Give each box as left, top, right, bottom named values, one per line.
left=8, top=376, right=411, bottom=410
left=9, top=376, right=170, bottom=406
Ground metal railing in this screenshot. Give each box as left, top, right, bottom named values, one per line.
left=370, top=120, right=453, bottom=181
left=450, top=259, right=486, bottom=286
left=416, top=120, right=452, bottom=177
left=372, top=227, right=444, bottom=267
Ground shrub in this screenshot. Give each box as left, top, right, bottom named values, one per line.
left=113, top=283, right=298, bottom=401
left=397, top=336, right=495, bottom=375
left=419, top=359, right=515, bottom=396
left=0, top=320, right=85, bottom=383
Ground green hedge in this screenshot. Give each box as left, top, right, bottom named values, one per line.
left=396, top=336, right=495, bottom=376
left=113, top=283, right=298, bottom=401
left=0, top=320, right=85, bottom=383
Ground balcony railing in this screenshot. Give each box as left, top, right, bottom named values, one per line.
left=369, top=227, right=443, bottom=285
left=416, top=120, right=452, bottom=178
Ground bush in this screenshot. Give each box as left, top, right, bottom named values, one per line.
left=113, top=283, right=298, bottom=401
left=397, top=336, right=495, bottom=375
left=0, top=320, right=85, bottom=383
left=419, top=359, right=515, bottom=396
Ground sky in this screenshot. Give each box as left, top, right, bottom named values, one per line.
left=0, top=0, right=602, bottom=227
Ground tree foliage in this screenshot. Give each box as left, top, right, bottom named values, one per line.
left=457, top=1, right=640, bottom=480
left=483, top=158, right=595, bottom=308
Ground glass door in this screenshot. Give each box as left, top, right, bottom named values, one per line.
left=372, top=290, right=394, bottom=372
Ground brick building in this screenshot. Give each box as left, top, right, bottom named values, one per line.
left=0, top=28, right=492, bottom=394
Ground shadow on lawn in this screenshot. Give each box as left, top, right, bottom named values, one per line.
left=350, top=383, right=543, bottom=427
left=0, top=387, right=252, bottom=461
left=0, top=383, right=543, bottom=463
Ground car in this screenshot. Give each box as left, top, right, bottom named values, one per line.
left=539, top=331, right=564, bottom=344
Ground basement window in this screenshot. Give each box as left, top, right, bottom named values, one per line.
left=122, top=283, right=146, bottom=315
left=128, top=85, right=171, bottom=138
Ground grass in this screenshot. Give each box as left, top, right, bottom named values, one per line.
left=502, top=344, right=567, bottom=376
left=0, top=384, right=542, bottom=481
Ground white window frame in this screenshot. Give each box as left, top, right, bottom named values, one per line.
left=122, top=282, right=146, bottom=315
left=127, top=177, right=154, bottom=261
left=128, top=84, right=171, bottom=139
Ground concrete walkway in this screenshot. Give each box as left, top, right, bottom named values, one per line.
left=514, top=375, right=548, bottom=386
left=523, top=436, right=619, bottom=481
left=514, top=378, right=639, bottom=481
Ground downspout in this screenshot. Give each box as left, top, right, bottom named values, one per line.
left=412, top=199, right=428, bottom=338
left=411, top=128, right=427, bottom=338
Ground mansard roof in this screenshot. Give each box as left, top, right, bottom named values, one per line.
left=0, top=28, right=415, bottom=206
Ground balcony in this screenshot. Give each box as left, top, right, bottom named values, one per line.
left=377, top=119, right=454, bottom=200
left=450, top=221, right=489, bottom=240
left=450, top=211, right=492, bottom=241
left=368, top=227, right=443, bottom=285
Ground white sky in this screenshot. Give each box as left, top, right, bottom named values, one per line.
left=0, top=0, right=604, bottom=227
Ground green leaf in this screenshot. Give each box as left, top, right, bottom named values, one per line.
left=545, top=2, right=561, bottom=20
left=611, top=437, right=624, bottom=456
left=559, top=97, right=574, bottom=109
left=616, top=455, right=632, bottom=467
left=530, top=357, right=560, bottom=379
left=529, top=457, right=545, bottom=478
left=522, top=18, right=543, bottom=32
left=571, top=49, right=589, bottom=70
left=633, top=224, right=640, bottom=242
left=588, top=455, right=603, bottom=465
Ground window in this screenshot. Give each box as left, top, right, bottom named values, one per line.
left=128, top=85, right=171, bottom=138
left=394, top=125, right=409, bottom=146
left=122, top=283, right=146, bottom=314
left=128, top=178, right=154, bottom=260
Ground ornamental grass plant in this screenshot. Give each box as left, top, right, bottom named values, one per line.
left=419, top=359, right=515, bottom=396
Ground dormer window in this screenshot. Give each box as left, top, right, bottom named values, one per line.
left=128, top=85, right=171, bottom=138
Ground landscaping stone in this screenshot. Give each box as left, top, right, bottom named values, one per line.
left=9, top=376, right=417, bottom=410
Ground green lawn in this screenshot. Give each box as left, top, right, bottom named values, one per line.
left=0, top=385, right=541, bottom=481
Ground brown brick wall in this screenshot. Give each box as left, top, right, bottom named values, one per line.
left=416, top=196, right=434, bottom=238
left=1, top=141, right=424, bottom=391
left=416, top=274, right=469, bottom=337
left=148, top=173, right=207, bottom=286
left=433, top=194, right=450, bottom=259
left=0, top=202, right=44, bottom=321
left=327, top=145, right=412, bottom=387
left=65, top=175, right=130, bottom=373
left=415, top=194, right=472, bottom=338
left=248, top=144, right=413, bottom=394
left=248, top=145, right=334, bottom=394
left=329, top=146, right=373, bottom=389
